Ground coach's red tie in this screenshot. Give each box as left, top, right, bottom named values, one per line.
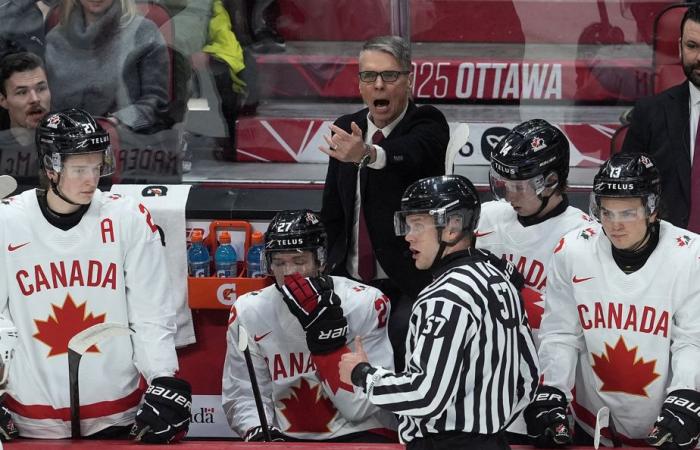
left=689, top=115, right=700, bottom=232
left=357, top=130, right=384, bottom=282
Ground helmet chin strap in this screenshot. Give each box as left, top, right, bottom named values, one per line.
left=429, top=229, right=464, bottom=270
left=49, top=173, right=83, bottom=207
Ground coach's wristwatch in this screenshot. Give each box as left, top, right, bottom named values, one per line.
left=357, top=144, right=373, bottom=168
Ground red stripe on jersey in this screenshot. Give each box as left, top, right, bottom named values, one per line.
left=312, top=346, right=353, bottom=395
left=571, top=400, right=647, bottom=446
left=6, top=386, right=144, bottom=421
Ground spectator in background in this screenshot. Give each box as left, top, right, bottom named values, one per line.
left=0, top=50, right=50, bottom=180
left=227, top=0, right=285, bottom=54
left=622, top=4, right=700, bottom=232
left=0, top=0, right=53, bottom=58
left=45, top=0, right=170, bottom=132
left=320, top=35, right=449, bottom=371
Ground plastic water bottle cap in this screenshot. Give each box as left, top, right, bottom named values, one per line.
left=191, top=230, right=204, bottom=242
left=251, top=231, right=264, bottom=245
left=219, top=231, right=232, bottom=244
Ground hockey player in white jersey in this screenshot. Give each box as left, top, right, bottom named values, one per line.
left=478, top=119, right=591, bottom=337
left=0, top=109, right=191, bottom=442
left=477, top=120, right=591, bottom=441
left=222, top=209, right=396, bottom=442
left=525, top=153, right=700, bottom=448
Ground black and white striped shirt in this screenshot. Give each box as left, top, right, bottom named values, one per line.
left=359, top=250, right=539, bottom=443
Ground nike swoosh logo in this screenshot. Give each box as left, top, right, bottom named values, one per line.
left=474, top=231, right=494, bottom=238
left=572, top=276, right=594, bottom=283
left=7, top=242, right=29, bottom=252
left=253, top=331, right=272, bottom=342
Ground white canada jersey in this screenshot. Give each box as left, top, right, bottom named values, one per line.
left=476, top=201, right=591, bottom=335
left=222, top=276, right=397, bottom=440
left=0, top=189, right=178, bottom=438
left=539, top=221, right=700, bottom=445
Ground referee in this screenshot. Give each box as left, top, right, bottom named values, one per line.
left=339, top=175, right=539, bottom=449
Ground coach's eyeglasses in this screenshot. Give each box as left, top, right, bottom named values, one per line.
left=359, top=70, right=411, bottom=83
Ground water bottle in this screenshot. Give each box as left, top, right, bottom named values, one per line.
left=188, top=230, right=210, bottom=277
left=247, top=231, right=265, bottom=278
left=215, top=231, right=238, bottom=278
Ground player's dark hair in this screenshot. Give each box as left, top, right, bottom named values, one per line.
left=0, top=51, right=45, bottom=96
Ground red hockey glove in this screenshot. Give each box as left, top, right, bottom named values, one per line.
left=281, top=274, right=348, bottom=354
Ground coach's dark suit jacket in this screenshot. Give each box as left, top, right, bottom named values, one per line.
left=321, top=101, right=449, bottom=298
left=622, top=81, right=692, bottom=228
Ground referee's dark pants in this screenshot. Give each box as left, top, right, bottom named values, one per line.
left=407, top=431, right=510, bottom=450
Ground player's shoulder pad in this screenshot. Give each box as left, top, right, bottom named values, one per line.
left=330, top=276, right=383, bottom=306
left=477, top=200, right=511, bottom=231
left=551, top=224, right=601, bottom=256
left=660, top=221, right=700, bottom=254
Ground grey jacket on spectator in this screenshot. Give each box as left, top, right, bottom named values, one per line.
left=0, top=0, right=50, bottom=56
left=45, top=1, right=169, bottom=131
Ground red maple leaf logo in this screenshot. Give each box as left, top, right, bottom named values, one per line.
left=591, top=336, right=660, bottom=396
left=279, top=378, right=337, bottom=433
left=33, top=294, right=106, bottom=357
left=521, top=287, right=544, bottom=329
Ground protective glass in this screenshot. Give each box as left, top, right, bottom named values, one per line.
left=359, top=70, right=411, bottom=83
left=589, top=193, right=649, bottom=223
left=489, top=169, right=546, bottom=202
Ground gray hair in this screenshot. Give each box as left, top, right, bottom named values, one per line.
left=361, top=36, right=411, bottom=71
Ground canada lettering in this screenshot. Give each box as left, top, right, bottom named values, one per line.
left=269, top=352, right=316, bottom=380
left=503, top=254, right=547, bottom=290
left=16, top=260, right=118, bottom=295
left=577, top=302, right=669, bottom=337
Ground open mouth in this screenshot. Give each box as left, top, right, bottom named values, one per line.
left=373, top=99, right=390, bottom=112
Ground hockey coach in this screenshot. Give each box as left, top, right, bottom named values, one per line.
left=339, top=174, right=539, bottom=449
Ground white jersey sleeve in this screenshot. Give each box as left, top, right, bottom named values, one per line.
left=117, top=195, right=178, bottom=382
left=538, top=228, right=588, bottom=398
left=311, top=281, right=394, bottom=423
left=668, top=239, right=700, bottom=392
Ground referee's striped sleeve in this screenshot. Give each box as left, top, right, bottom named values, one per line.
left=365, top=296, right=476, bottom=417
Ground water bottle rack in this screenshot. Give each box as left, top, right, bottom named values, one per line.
left=188, top=220, right=273, bottom=309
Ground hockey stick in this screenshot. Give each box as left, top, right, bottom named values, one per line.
left=0, top=175, right=17, bottom=199
left=593, top=405, right=622, bottom=448
left=237, top=324, right=272, bottom=442
left=594, top=406, right=609, bottom=449
left=67, top=323, right=134, bottom=439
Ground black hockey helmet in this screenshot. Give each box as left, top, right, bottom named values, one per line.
left=590, top=152, right=661, bottom=220
left=490, top=119, right=569, bottom=182
left=36, top=108, right=114, bottom=176
left=264, top=209, right=327, bottom=273
left=395, top=175, right=480, bottom=237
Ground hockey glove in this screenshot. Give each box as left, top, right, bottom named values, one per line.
left=524, top=385, right=572, bottom=448
left=475, top=248, right=525, bottom=290
left=281, top=274, right=348, bottom=354
left=130, top=377, right=191, bottom=444
left=244, top=425, right=287, bottom=441
left=0, top=405, right=18, bottom=441
left=647, top=389, right=700, bottom=450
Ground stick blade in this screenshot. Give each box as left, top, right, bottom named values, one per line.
left=594, top=406, right=610, bottom=449
left=237, top=324, right=249, bottom=352
left=0, top=175, right=17, bottom=199
left=68, top=323, right=133, bottom=355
